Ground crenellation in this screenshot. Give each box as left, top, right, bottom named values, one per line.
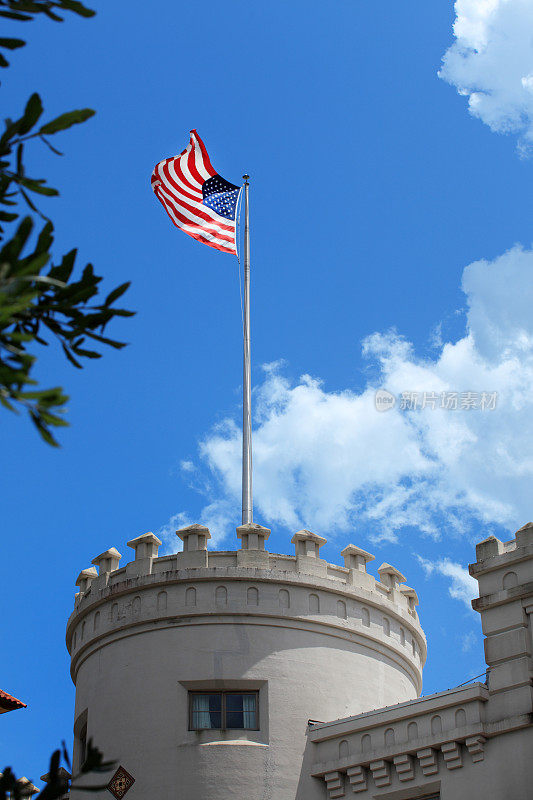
left=326, top=563, right=350, bottom=582
left=475, top=535, right=504, bottom=562
left=341, top=544, right=376, bottom=593
left=237, top=547, right=270, bottom=568
left=151, top=554, right=176, bottom=574
left=236, top=522, right=270, bottom=550
left=125, top=531, right=162, bottom=578
left=203, top=551, right=238, bottom=568
left=377, top=563, right=406, bottom=592
left=69, top=558, right=423, bottom=643
left=514, top=521, right=533, bottom=548
left=177, top=523, right=210, bottom=551
left=268, top=554, right=295, bottom=571
left=345, top=566, right=375, bottom=592
left=291, top=529, right=327, bottom=558
left=106, top=566, right=127, bottom=589
left=176, top=524, right=210, bottom=568
left=399, top=586, right=418, bottom=617
left=341, top=544, right=375, bottom=572
left=467, top=523, right=533, bottom=721
left=127, top=531, right=162, bottom=559
left=75, top=567, right=98, bottom=596
left=91, top=547, right=121, bottom=575
left=108, top=540, right=407, bottom=612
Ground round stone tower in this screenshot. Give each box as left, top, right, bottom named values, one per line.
left=66, top=523, right=426, bottom=800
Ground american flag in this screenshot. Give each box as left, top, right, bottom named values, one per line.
left=151, top=130, right=240, bottom=255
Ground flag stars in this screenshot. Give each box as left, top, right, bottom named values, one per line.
left=202, top=174, right=240, bottom=220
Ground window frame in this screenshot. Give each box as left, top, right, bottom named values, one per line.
left=188, top=690, right=260, bottom=731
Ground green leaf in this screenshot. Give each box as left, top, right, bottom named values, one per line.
left=39, top=134, right=63, bottom=156
left=19, top=93, right=44, bottom=135
left=48, top=249, right=76, bottom=283
left=61, top=342, right=82, bottom=368
left=18, top=390, right=54, bottom=401
left=19, top=186, right=48, bottom=219
left=17, top=250, right=51, bottom=276
left=0, top=38, right=26, bottom=50
left=16, top=142, right=23, bottom=174
left=0, top=210, right=18, bottom=222
left=7, top=331, right=33, bottom=343
left=42, top=7, right=64, bottom=21
left=35, top=221, right=54, bottom=253
left=72, top=346, right=100, bottom=359
left=0, top=117, right=21, bottom=146
left=29, top=409, right=60, bottom=447
left=104, top=281, right=130, bottom=307
left=0, top=216, right=33, bottom=261
left=19, top=177, right=58, bottom=196
left=39, top=108, right=95, bottom=135
left=105, top=308, right=135, bottom=317
left=0, top=11, right=32, bottom=21
left=0, top=395, right=16, bottom=412
left=59, top=0, right=96, bottom=18
left=84, top=330, right=126, bottom=348
left=0, top=293, right=39, bottom=321
left=39, top=409, right=69, bottom=427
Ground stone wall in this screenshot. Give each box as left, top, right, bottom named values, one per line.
left=308, top=522, right=533, bottom=800
left=67, top=524, right=425, bottom=800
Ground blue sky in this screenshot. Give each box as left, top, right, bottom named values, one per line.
left=3, top=0, right=533, bottom=784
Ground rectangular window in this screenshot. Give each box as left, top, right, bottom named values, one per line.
left=189, top=691, right=258, bottom=730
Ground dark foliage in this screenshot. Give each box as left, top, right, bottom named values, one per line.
left=0, top=0, right=134, bottom=445
left=0, top=1, right=95, bottom=70
left=0, top=739, right=117, bottom=798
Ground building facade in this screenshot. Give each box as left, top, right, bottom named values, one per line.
left=309, top=522, right=533, bottom=800
left=66, top=521, right=533, bottom=799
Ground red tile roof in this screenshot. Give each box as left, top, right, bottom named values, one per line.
left=0, top=689, right=27, bottom=712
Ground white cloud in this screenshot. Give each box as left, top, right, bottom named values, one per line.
left=417, top=556, right=478, bottom=609
left=157, top=511, right=191, bottom=553
left=157, top=501, right=235, bottom=554
left=439, top=0, right=533, bottom=154
left=461, top=630, right=478, bottom=652
left=164, top=244, right=533, bottom=547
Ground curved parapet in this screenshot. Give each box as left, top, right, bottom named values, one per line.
left=67, top=525, right=426, bottom=800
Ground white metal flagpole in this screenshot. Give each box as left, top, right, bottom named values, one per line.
left=242, top=174, right=253, bottom=525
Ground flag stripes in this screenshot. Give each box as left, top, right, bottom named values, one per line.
left=151, top=130, right=239, bottom=255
